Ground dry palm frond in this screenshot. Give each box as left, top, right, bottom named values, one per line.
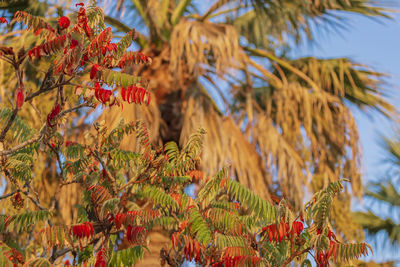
left=251, top=115, right=306, bottom=206
left=179, top=86, right=272, bottom=201
left=145, top=0, right=170, bottom=31
left=279, top=57, right=395, bottom=117
left=239, top=51, right=371, bottom=202
left=252, top=80, right=362, bottom=201
left=170, top=19, right=241, bottom=80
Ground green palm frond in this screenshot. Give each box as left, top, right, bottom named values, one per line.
left=230, top=0, right=391, bottom=46
left=383, top=137, right=400, bottom=166
left=365, top=181, right=400, bottom=208
left=355, top=211, right=400, bottom=245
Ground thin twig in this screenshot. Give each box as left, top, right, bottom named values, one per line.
left=25, top=78, right=73, bottom=102
left=280, top=247, right=311, bottom=267
left=47, top=143, right=64, bottom=178
left=0, top=134, right=43, bottom=156
left=22, top=192, right=47, bottom=211
left=0, top=108, right=18, bottom=142
left=93, top=150, right=118, bottom=195
left=49, top=248, right=72, bottom=263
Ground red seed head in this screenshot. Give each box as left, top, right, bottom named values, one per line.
left=58, top=16, right=70, bottom=29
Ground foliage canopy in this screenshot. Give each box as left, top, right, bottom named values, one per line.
left=0, top=3, right=377, bottom=266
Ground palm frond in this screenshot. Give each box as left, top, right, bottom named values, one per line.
left=272, top=57, right=394, bottom=117
left=228, top=0, right=391, bottom=47
left=354, top=211, right=400, bottom=245
left=383, top=137, right=400, bottom=166
left=179, top=87, right=272, bottom=201
left=170, top=20, right=240, bottom=79
left=365, top=181, right=400, bottom=208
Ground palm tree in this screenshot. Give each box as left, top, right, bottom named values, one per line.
left=355, top=138, right=400, bottom=247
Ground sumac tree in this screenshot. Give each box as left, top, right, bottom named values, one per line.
left=0, top=3, right=371, bottom=267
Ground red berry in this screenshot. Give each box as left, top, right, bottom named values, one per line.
left=58, top=16, right=70, bottom=29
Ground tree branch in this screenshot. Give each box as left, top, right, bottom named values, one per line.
left=25, top=78, right=73, bottom=102
left=93, top=150, right=118, bottom=195
left=0, top=189, right=22, bottom=200
left=280, top=247, right=311, bottom=267
left=0, top=108, right=18, bottom=142
left=0, top=102, right=95, bottom=156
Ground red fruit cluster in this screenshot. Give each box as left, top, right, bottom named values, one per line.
left=120, top=86, right=150, bottom=105
left=58, top=16, right=70, bottom=29
left=64, top=259, right=71, bottom=266
left=261, top=220, right=303, bottom=243
left=0, top=17, right=8, bottom=25
left=126, top=225, right=147, bottom=244
left=47, top=104, right=61, bottom=127
left=70, top=222, right=94, bottom=239
left=94, top=247, right=107, bottom=267
left=15, top=88, right=24, bottom=109
left=94, top=83, right=112, bottom=104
